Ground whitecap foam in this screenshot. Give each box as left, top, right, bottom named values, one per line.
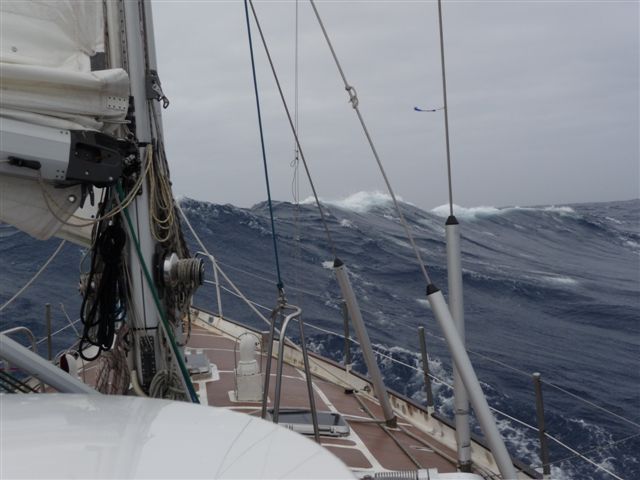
left=339, top=219, right=354, bottom=228
left=605, top=216, right=623, bottom=225
left=431, top=203, right=502, bottom=219
left=321, top=260, right=333, bottom=270
left=431, top=203, right=577, bottom=220
left=301, top=191, right=410, bottom=213
left=541, top=275, right=578, bottom=286
left=389, top=237, right=412, bottom=250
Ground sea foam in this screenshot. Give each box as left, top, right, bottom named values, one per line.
left=301, top=191, right=408, bottom=213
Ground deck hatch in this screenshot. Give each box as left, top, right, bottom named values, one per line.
left=267, top=409, right=350, bottom=437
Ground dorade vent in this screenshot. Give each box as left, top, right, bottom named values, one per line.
left=233, top=333, right=263, bottom=402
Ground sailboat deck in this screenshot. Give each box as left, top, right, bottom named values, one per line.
left=72, top=313, right=525, bottom=476
left=186, top=318, right=458, bottom=474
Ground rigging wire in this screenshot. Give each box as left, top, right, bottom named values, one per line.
left=291, top=0, right=303, bottom=308
left=8, top=246, right=631, bottom=480
left=308, top=0, right=432, bottom=286
left=181, top=212, right=636, bottom=476
left=0, top=240, right=66, bottom=313
left=543, top=432, right=625, bottom=480
left=248, top=0, right=337, bottom=259
left=196, top=250, right=640, bottom=431
left=243, top=0, right=285, bottom=293
left=436, top=0, right=455, bottom=217
left=542, top=431, right=640, bottom=470
left=176, top=202, right=272, bottom=327
left=200, top=262, right=640, bottom=436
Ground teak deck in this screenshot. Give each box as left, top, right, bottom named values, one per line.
left=184, top=320, right=458, bottom=474
left=76, top=312, right=526, bottom=477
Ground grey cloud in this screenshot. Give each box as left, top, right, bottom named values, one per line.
left=153, top=0, right=639, bottom=209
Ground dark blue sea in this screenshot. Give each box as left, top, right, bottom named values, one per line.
left=1, top=194, right=638, bottom=479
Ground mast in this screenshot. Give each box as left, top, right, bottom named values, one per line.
left=108, top=0, right=201, bottom=397
left=121, top=0, right=164, bottom=387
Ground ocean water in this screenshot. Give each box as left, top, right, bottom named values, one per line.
left=1, top=194, right=638, bottom=479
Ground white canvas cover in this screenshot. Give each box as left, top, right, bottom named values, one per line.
left=0, top=1, right=130, bottom=240
left=0, top=175, right=82, bottom=241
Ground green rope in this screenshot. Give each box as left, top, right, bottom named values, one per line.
left=117, top=185, right=199, bottom=404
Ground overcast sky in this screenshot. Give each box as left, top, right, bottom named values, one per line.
left=152, top=1, right=639, bottom=210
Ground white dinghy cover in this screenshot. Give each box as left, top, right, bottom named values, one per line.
left=0, top=1, right=129, bottom=240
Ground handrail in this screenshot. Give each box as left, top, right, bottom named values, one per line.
left=262, top=303, right=320, bottom=442
left=0, top=334, right=96, bottom=394
left=1, top=326, right=38, bottom=354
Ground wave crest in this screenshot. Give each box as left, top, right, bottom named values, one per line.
left=301, top=191, right=407, bottom=213
left=431, top=204, right=502, bottom=219
left=431, top=203, right=577, bottom=220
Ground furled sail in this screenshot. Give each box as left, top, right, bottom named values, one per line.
left=0, top=1, right=130, bottom=241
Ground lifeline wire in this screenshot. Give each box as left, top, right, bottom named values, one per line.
left=243, top=0, right=284, bottom=291
left=248, top=0, right=337, bottom=259
left=309, top=0, right=431, bottom=285
left=0, top=240, right=66, bottom=313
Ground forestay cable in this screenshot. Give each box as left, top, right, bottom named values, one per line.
left=309, top=0, right=432, bottom=285
left=248, top=0, right=337, bottom=259
left=243, top=0, right=284, bottom=292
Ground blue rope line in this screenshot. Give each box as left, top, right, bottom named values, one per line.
left=243, top=0, right=284, bottom=292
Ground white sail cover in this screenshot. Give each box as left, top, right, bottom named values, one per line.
left=0, top=1, right=130, bottom=241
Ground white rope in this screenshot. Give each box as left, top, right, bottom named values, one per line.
left=0, top=240, right=66, bottom=313
left=148, top=145, right=180, bottom=243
